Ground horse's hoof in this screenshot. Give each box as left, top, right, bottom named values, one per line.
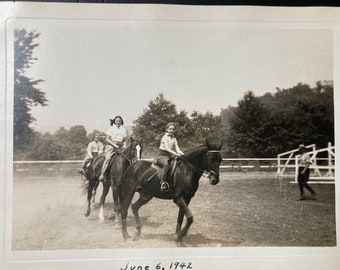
left=114, top=222, right=122, bottom=229
left=99, top=218, right=106, bottom=223
left=108, top=213, right=116, bottom=220
left=134, top=229, right=141, bottom=237
left=84, top=211, right=90, bottom=217
left=176, top=241, right=187, bottom=247
left=132, top=234, right=140, bottom=241
left=174, top=234, right=182, bottom=242
left=123, top=234, right=131, bottom=241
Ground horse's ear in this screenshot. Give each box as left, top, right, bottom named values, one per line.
left=217, top=140, right=223, bottom=150
left=205, top=138, right=212, bottom=149
left=205, top=138, right=223, bottom=150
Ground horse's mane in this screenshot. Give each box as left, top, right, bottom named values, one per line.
left=181, top=144, right=208, bottom=162
left=122, top=140, right=139, bottom=153
left=181, top=141, right=222, bottom=162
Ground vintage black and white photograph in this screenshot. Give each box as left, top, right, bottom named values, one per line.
left=1, top=2, right=339, bottom=270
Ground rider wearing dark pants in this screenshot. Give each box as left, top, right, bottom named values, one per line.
left=157, top=122, right=184, bottom=192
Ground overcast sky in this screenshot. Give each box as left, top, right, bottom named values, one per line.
left=12, top=19, right=333, bottom=133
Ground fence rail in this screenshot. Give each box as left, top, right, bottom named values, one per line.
left=13, top=157, right=335, bottom=184
left=275, top=142, right=335, bottom=184
left=12, top=158, right=282, bottom=172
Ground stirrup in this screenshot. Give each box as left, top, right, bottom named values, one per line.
left=161, top=182, right=169, bottom=192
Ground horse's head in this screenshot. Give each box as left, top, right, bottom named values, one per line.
left=204, top=140, right=223, bottom=185
left=128, top=137, right=142, bottom=162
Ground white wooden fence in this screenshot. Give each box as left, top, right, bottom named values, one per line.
left=13, top=158, right=279, bottom=173
left=275, top=142, right=335, bottom=184
left=13, top=149, right=335, bottom=184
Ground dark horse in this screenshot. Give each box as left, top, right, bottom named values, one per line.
left=119, top=140, right=222, bottom=242
left=84, top=138, right=142, bottom=226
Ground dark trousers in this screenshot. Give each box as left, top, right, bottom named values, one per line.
left=156, top=151, right=172, bottom=184
left=297, top=167, right=315, bottom=196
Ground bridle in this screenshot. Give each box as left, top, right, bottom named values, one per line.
left=179, top=150, right=221, bottom=177
left=117, top=142, right=141, bottom=164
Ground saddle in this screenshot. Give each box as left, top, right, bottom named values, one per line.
left=88, top=153, right=117, bottom=174
left=81, top=154, right=102, bottom=176
left=150, top=157, right=178, bottom=182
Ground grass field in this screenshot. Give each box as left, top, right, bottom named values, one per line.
left=11, top=170, right=336, bottom=250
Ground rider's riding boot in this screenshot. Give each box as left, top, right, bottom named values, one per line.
left=78, top=164, right=86, bottom=176
left=160, top=165, right=171, bottom=192
left=99, top=159, right=110, bottom=181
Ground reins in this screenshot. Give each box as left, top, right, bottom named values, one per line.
left=118, top=148, right=134, bottom=164
left=112, top=142, right=139, bottom=165
left=178, top=150, right=220, bottom=176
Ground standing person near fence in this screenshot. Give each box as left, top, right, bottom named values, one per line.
left=98, top=115, right=127, bottom=181
left=79, top=133, right=104, bottom=175
left=297, top=144, right=316, bottom=200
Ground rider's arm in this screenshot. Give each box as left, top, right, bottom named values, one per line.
left=174, top=138, right=184, bottom=156
left=106, top=135, right=119, bottom=148
left=161, top=137, right=179, bottom=156
left=86, top=142, right=93, bottom=157
left=122, top=137, right=127, bottom=149
left=98, top=142, right=104, bottom=154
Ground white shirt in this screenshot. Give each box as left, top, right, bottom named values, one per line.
left=159, top=133, right=182, bottom=155
left=87, top=140, right=104, bottom=156
left=299, top=153, right=312, bottom=167
left=105, top=125, right=127, bottom=143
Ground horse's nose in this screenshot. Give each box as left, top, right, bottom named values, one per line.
left=210, top=178, right=219, bottom=185
left=209, top=172, right=219, bottom=185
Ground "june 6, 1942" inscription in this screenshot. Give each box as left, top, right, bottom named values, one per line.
left=120, top=261, right=193, bottom=270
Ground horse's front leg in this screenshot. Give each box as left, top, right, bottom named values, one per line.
left=84, top=180, right=96, bottom=217
left=98, top=180, right=110, bottom=221
left=175, top=208, right=185, bottom=236
left=110, top=181, right=122, bottom=228
left=92, top=181, right=99, bottom=206
left=173, top=197, right=193, bottom=242
left=131, top=193, right=153, bottom=239
left=120, top=183, right=139, bottom=240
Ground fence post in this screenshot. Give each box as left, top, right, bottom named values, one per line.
left=295, top=156, right=299, bottom=182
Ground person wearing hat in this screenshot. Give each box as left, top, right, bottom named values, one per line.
left=78, top=133, right=104, bottom=176
left=98, top=116, right=127, bottom=181
left=297, top=144, right=316, bottom=200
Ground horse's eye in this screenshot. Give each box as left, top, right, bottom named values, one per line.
left=207, top=153, right=214, bottom=159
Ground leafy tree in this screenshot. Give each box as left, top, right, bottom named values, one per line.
left=226, top=91, right=271, bottom=157
left=133, top=94, right=190, bottom=152
left=29, top=133, right=65, bottom=160
left=23, top=126, right=90, bottom=160
left=222, top=82, right=334, bottom=157
left=133, top=93, right=224, bottom=157
left=187, top=111, right=222, bottom=148
left=262, top=82, right=334, bottom=152
left=14, top=29, right=47, bottom=155
left=67, top=126, right=90, bottom=159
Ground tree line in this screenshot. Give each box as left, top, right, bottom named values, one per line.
left=13, top=29, right=334, bottom=160
left=132, top=84, right=333, bottom=158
